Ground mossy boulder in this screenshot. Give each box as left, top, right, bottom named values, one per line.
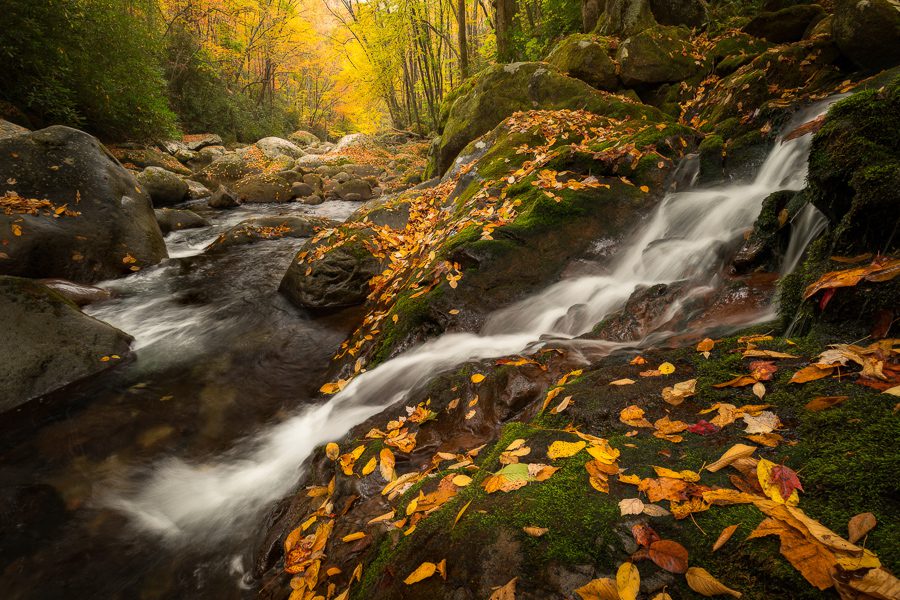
left=193, top=152, right=263, bottom=188
left=108, top=145, right=191, bottom=176
left=741, top=4, right=826, bottom=43
left=648, top=0, right=708, bottom=28
left=832, top=0, right=900, bottom=71
left=616, top=25, right=702, bottom=86
left=136, top=166, right=189, bottom=207
left=546, top=34, right=620, bottom=90
left=427, top=63, right=664, bottom=177
left=231, top=172, right=294, bottom=203
left=709, top=32, right=771, bottom=75
left=731, top=190, right=803, bottom=273
left=595, top=0, right=656, bottom=36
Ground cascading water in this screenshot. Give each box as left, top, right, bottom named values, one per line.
left=109, top=99, right=838, bottom=544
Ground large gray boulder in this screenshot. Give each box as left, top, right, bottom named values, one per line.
left=288, top=130, right=321, bottom=146
left=154, top=208, right=209, bottom=234
left=183, top=133, right=222, bottom=152
left=0, top=126, right=167, bottom=283
left=0, top=276, right=132, bottom=412
left=193, top=152, right=262, bottom=188
left=333, top=178, right=374, bottom=201
left=136, top=166, right=189, bottom=206
left=207, top=185, right=240, bottom=209
left=255, top=137, right=305, bottom=160
left=595, top=0, right=656, bottom=36
left=206, top=216, right=335, bottom=252
left=0, top=119, right=29, bottom=140
left=617, top=25, right=702, bottom=86
left=231, top=173, right=294, bottom=203
left=832, top=0, right=900, bottom=70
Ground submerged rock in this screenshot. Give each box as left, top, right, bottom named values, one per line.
left=37, top=279, right=112, bottom=306
left=0, top=126, right=167, bottom=283
left=206, top=216, right=335, bottom=252
left=0, top=276, right=132, bottom=412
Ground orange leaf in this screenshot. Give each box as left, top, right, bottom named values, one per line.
left=648, top=539, right=689, bottom=573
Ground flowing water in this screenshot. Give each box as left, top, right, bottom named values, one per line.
left=0, top=101, right=836, bottom=599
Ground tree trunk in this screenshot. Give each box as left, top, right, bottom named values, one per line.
left=494, top=0, right=517, bottom=63
left=582, top=0, right=600, bottom=32
left=458, top=0, right=469, bottom=78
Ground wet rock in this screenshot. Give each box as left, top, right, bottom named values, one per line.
left=255, top=137, right=305, bottom=160
left=300, top=194, right=324, bottom=206
left=334, top=178, right=373, bottom=201
left=184, top=179, right=211, bottom=199
left=589, top=281, right=690, bottom=341
left=280, top=230, right=384, bottom=310
left=231, top=173, right=294, bottom=203
left=0, top=126, right=167, bottom=283
left=37, top=279, right=112, bottom=306
left=649, top=0, right=708, bottom=28
left=182, top=133, right=222, bottom=151
left=207, top=185, right=240, bottom=209
left=0, top=483, right=68, bottom=565
left=302, top=173, right=324, bottom=194
left=0, top=276, right=132, bottom=412
left=344, top=164, right=383, bottom=178
left=288, top=130, right=321, bottom=146
left=291, top=181, right=315, bottom=198
left=832, top=0, right=900, bottom=70
left=731, top=190, right=799, bottom=273
left=136, top=166, right=189, bottom=206
left=546, top=34, right=620, bottom=90
left=206, top=216, right=335, bottom=252
left=742, top=4, right=825, bottom=43
left=109, top=145, right=191, bottom=176
left=0, top=118, right=29, bottom=139
left=352, top=197, right=412, bottom=229
left=193, top=152, right=262, bottom=188
left=595, top=0, right=656, bottom=36
left=187, top=145, right=226, bottom=171
left=154, top=208, right=209, bottom=234
left=617, top=25, right=702, bottom=86
left=709, top=32, right=771, bottom=75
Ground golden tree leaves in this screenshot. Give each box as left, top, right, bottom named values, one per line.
left=616, top=562, right=640, bottom=600
left=685, top=567, right=742, bottom=597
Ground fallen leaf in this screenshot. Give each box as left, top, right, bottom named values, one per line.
left=752, top=381, right=766, bottom=400
left=342, top=531, right=365, bottom=542
left=471, top=374, right=485, bottom=384
left=325, top=442, right=339, bottom=460
left=790, top=364, right=834, bottom=384
left=747, top=518, right=834, bottom=589
left=757, top=459, right=800, bottom=505
left=742, top=411, right=780, bottom=434
left=662, top=379, right=697, bottom=405
left=616, top=562, right=640, bottom=600
left=649, top=539, right=689, bottom=573
left=658, top=362, right=675, bottom=375
left=713, top=524, right=739, bottom=551
left=749, top=361, right=778, bottom=381
left=454, top=499, right=472, bottom=527
left=380, top=448, right=396, bottom=481
left=489, top=577, right=517, bottom=600
left=619, top=498, right=645, bottom=516
left=452, top=474, right=472, bottom=487
left=685, top=566, right=742, bottom=598
left=523, top=526, right=549, bottom=537
left=632, top=523, right=661, bottom=548
left=848, top=512, right=877, bottom=543
left=620, top=405, right=653, bottom=428
left=610, top=378, right=636, bottom=386
left=642, top=503, right=672, bottom=517
left=547, top=440, right=586, bottom=459
left=575, top=578, right=618, bottom=600
left=404, top=562, right=437, bottom=584
left=804, top=396, right=848, bottom=411
left=706, top=444, right=757, bottom=472
left=361, top=457, right=377, bottom=476
left=697, top=338, right=715, bottom=352
left=688, top=420, right=720, bottom=435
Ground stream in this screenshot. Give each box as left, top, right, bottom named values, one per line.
left=0, top=101, right=835, bottom=600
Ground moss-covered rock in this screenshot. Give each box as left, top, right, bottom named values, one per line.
left=595, top=0, right=657, bottom=36
left=545, top=34, right=619, bottom=91
left=427, top=63, right=664, bottom=177
left=649, top=0, right=708, bottom=28
left=709, top=31, right=772, bottom=76
left=741, top=4, right=826, bottom=44
left=617, top=25, right=703, bottom=86
left=832, top=0, right=900, bottom=71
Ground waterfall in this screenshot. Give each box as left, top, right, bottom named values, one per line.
left=108, top=99, right=838, bottom=542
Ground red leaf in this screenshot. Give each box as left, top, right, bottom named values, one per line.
left=687, top=420, right=720, bottom=435
left=631, top=523, right=661, bottom=548
left=819, top=287, right=836, bottom=310
left=749, top=360, right=778, bottom=381
left=769, top=464, right=803, bottom=501
left=648, top=539, right=689, bottom=573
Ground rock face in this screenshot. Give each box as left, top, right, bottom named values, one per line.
left=255, top=137, right=305, bottom=160
left=232, top=173, right=294, bottom=203
left=0, top=119, right=29, bottom=140
left=546, top=34, right=620, bottom=90
left=108, top=146, right=191, bottom=176
left=648, top=0, right=708, bottom=27
left=193, top=152, right=261, bottom=188
left=832, top=0, right=900, bottom=70
left=429, top=62, right=663, bottom=176
left=0, top=126, right=167, bottom=283
left=182, top=133, right=222, bottom=151
left=154, top=208, right=209, bottom=234
left=184, top=179, right=211, bottom=199
left=280, top=232, right=383, bottom=310
left=595, top=0, right=656, bottom=36
left=136, top=167, right=189, bottom=207
left=206, top=216, right=335, bottom=252
left=0, top=276, right=132, bottom=413
left=207, top=185, right=240, bottom=209
left=333, top=178, right=373, bottom=201
left=37, top=279, right=112, bottom=306
left=617, top=25, right=701, bottom=86
left=742, top=4, right=825, bottom=43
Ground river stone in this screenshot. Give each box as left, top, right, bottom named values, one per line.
left=291, top=182, right=315, bottom=198
left=232, top=173, right=294, bottom=203
left=37, top=279, right=112, bottom=306
left=335, top=178, right=373, bottom=201
left=154, top=208, right=209, bottom=234
left=0, top=119, right=29, bottom=140
left=206, top=216, right=335, bottom=252
left=334, top=133, right=371, bottom=151
left=617, top=25, right=701, bottom=86
left=742, top=4, right=825, bottom=43
left=302, top=173, right=324, bottom=193
left=193, top=152, right=262, bottom=188
left=136, top=167, right=189, bottom=206
left=280, top=231, right=383, bottom=309
left=185, top=179, right=211, bottom=199
left=832, top=0, right=900, bottom=70
left=288, top=130, right=321, bottom=146
left=300, top=194, right=323, bottom=205
left=648, top=0, right=708, bottom=27
left=208, top=185, right=240, bottom=209
left=0, top=276, right=132, bottom=412
left=546, top=34, right=620, bottom=90
left=108, top=145, right=191, bottom=176
left=0, top=126, right=167, bottom=283
left=255, top=137, right=305, bottom=160
left=187, top=145, right=226, bottom=171
left=183, top=133, right=222, bottom=152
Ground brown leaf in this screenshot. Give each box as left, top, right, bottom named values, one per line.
left=685, top=566, right=742, bottom=597
left=632, top=523, right=661, bottom=548
left=713, top=524, right=739, bottom=552
left=489, top=577, right=517, bottom=600
left=804, top=395, right=849, bottom=411
left=747, top=518, right=834, bottom=590
left=790, top=364, right=834, bottom=384
left=523, top=526, right=549, bottom=537
left=649, top=539, right=689, bottom=573
left=848, top=512, right=877, bottom=544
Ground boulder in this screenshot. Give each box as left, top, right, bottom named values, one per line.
left=334, top=133, right=371, bottom=151
left=0, top=126, right=167, bottom=283
left=288, top=130, right=321, bottom=146
left=832, top=0, right=900, bottom=70
left=0, top=119, right=29, bottom=140
left=136, top=167, right=189, bottom=206
left=182, top=133, right=222, bottom=152
left=37, top=279, right=112, bottom=306
left=334, top=178, right=373, bottom=201
left=193, top=152, right=261, bottom=188
left=0, top=276, right=132, bottom=412
left=302, top=173, right=324, bottom=194
left=231, top=173, right=294, bottom=203
left=595, top=0, right=656, bottom=36
left=742, top=4, right=825, bottom=43
left=546, top=34, right=620, bottom=90
left=206, top=216, right=335, bottom=252
left=154, top=208, right=209, bottom=234
left=185, top=179, right=211, bottom=199
left=429, top=62, right=664, bottom=176
left=617, top=25, right=702, bottom=86
left=300, top=194, right=324, bottom=206
left=255, top=137, right=305, bottom=160
left=648, top=0, right=708, bottom=28
left=731, top=190, right=801, bottom=273
left=291, top=182, right=315, bottom=198
left=207, top=185, right=240, bottom=209
left=280, top=230, right=383, bottom=310
left=108, top=146, right=191, bottom=176
left=187, top=145, right=226, bottom=171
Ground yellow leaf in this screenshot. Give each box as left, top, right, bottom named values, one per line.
left=616, top=562, right=640, bottom=600
left=658, top=362, right=675, bottom=375
left=610, top=378, right=636, bottom=386
left=757, top=458, right=799, bottom=505
left=705, top=443, right=757, bottom=472
left=452, top=474, right=472, bottom=487
left=639, top=185, right=650, bottom=193
left=713, top=524, right=739, bottom=551
left=685, top=566, right=742, bottom=597
left=697, top=338, right=715, bottom=352
left=11, top=223, right=22, bottom=236
left=379, top=448, right=396, bottom=481
left=326, top=567, right=341, bottom=577
left=361, top=456, right=377, bottom=476
left=489, top=578, right=517, bottom=600
left=454, top=499, right=472, bottom=527
left=404, top=562, right=437, bottom=584
left=325, top=442, right=339, bottom=460
left=576, top=578, right=619, bottom=600
left=547, top=440, right=586, bottom=459
left=523, top=526, right=549, bottom=537
left=471, top=373, right=485, bottom=383
left=342, top=531, right=365, bottom=542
